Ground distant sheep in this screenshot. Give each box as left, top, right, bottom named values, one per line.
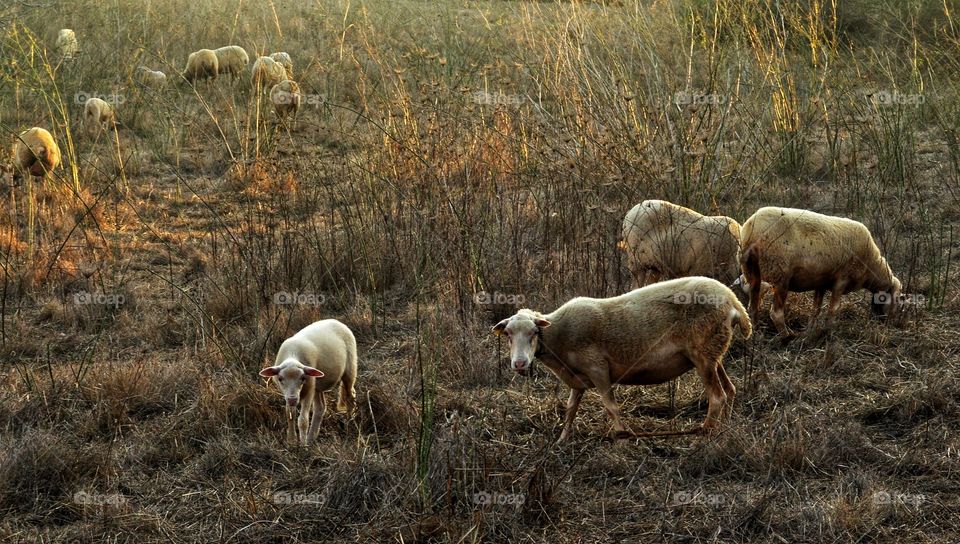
left=259, top=320, right=358, bottom=446
left=620, top=200, right=742, bottom=287
left=269, top=51, right=293, bottom=79
left=56, top=29, right=79, bottom=58
left=136, top=66, right=167, bottom=87
left=739, top=206, right=902, bottom=340
left=12, top=127, right=61, bottom=181
left=83, top=97, right=115, bottom=134
left=492, top=276, right=750, bottom=441
left=183, top=49, right=218, bottom=83
left=270, top=79, right=301, bottom=118
left=214, top=45, right=249, bottom=79
left=251, top=56, right=287, bottom=90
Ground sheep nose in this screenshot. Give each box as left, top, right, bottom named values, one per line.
left=512, top=359, right=528, bottom=371
left=286, top=398, right=298, bottom=406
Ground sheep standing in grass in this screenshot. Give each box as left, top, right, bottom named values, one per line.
left=739, top=206, right=902, bottom=341
left=12, top=127, right=61, bottom=181
left=136, top=66, right=167, bottom=88
left=259, top=319, right=358, bottom=446
left=620, top=200, right=742, bottom=287
left=492, top=276, right=750, bottom=442
left=83, top=97, right=115, bottom=135
left=270, top=79, right=301, bottom=119
left=251, top=56, right=288, bottom=90
left=56, top=29, right=79, bottom=58
left=269, top=52, right=294, bottom=79
left=214, top=45, right=249, bottom=80
left=183, top=49, right=218, bottom=83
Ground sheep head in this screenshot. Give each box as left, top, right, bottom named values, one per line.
left=260, top=360, right=324, bottom=407
left=492, top=310, right=551, bottom=372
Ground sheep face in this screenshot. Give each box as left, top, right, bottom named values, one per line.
left=870, top=275, right=902, bottom=318
left=492, top=313, right=551, bottom=372
left=260, top=360, right=324, bottom=406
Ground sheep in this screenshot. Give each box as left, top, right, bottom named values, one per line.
left=12, top=127, right=61, bottom=181
left=83, top=97, right=115, bottom=135
left=259, top=319, right=358, bottom=446
left=56, top=29, right=79, bottom=58
left=269, top=51, right=293, bottom=79
left=491, top=276, right=751, bottom=442
left=251, top=56, right=287, bottom=90
left=214, top=45, right=249, bottom=80
left=620, top=200, right=742, bottom=287
left=739, top=206, right=902, bottom=341
left=182, top=49, right=218, bottom=83
left=135, top=66, right=167, bottom=88
left=270, top=79, right=301, bottom=119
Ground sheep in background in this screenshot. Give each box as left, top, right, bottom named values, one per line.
left=251, top=56, right=287, bottom=90
left=214, top=45, right=249, bottom=80
left=136, top=66, right=167, bottom=88
left=56, top=29, right=79, bottom=58
left=183, top=49, right=218, bottom=83
left=259, top=319, right=358, bottom=446
left=492, top=276, right=750, bottom=442
left=83, top=97, right=116, bottom=135
left=269, top=51, right=293, bottom=79
left=270, top=79, right=301, bottom=119
left=12, top=127, right=61, bottom=181
left=739, top=206, right=902, bottom=341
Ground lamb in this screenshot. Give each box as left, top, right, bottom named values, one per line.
left=83, top=97, right=115, bottom=134
left=492, top=276, right=751, bottom=442
left=182, top=49, right=218, bottom=83
left=739, top=206, right=902, bottom=341
left=251, top=56, right=287, bottom=90
left=269, top=51, right=293, bottom=79
left=214, top=45, right=249, bottom=80
left=135, top=66, right=167, bottom=87
left=12, top=127, right=61, bottom=181
left=56, top=29, right=79, bottom=58
left=259, top=319, right=358, bottom=446
left=620, top=200, right=742, bottom=287
left=270, top=79, right=301, bottom=118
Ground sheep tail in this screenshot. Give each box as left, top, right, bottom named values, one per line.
left=728, top=294, right=753, bottom=338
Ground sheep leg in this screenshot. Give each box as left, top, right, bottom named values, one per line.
left=747, top=279, right=763, bottom=328
left=285, top=406, right=297, bottom=444
left=823, top=281, right=848, bottom=331
left=770, top=287, right=796, bottom=342
left=557, top=388, right=584, bottom=443
left=805, top=289, right=826, bottom=339
left=694, top=360, right=727, bottom=433
left=306, top=391, right=326, bottom=446
left=297, top=399, right=312, bottom=446
left=717, top=363, right=736, bottom=421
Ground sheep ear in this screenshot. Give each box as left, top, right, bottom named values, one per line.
left=303, top=367, right=325, bottom=378
left=491, top=319, right=509, bottom=335
left=534, top=318, right=551, bottom=328
left=259, top=367, right=279, bottom=377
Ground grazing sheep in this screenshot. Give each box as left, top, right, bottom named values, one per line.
left=214, top=45, right=250, bottom=79
left=83, top=97, right=115, bottom=134
left=135, top=66, right=167, bottom=87
left=56, top=29, right=79, bottom=58
left=492, top=276, right=751, bottom=442
left=620, top=200, right=742, bottom=287
left=269, top=51, right=293, bottom=79
left=251, top=56, right=287, bottom=90
left=182, top=49, right=218, bottom=83
left=259, top=319, right=358, bottom=446
left=12, top=127, right=61, bottom=181
left=739, top=206, right=902, bottom=340
left=270, top=79, right=301, bottom=118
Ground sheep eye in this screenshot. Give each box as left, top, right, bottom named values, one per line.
left=278, top=377, right=284, bottom=382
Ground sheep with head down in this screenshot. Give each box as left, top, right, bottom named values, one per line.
left=56, top=29, right=79, bottom=58
left=251, top=56, right=287, bottom=91
left=83, top=97, right=116, bottom=135
left=183, top=49, right=218, bottom=83
left=12, top=127, right=61, bottom=182
left=269, top=51, right=293, bottom=80
left=214, top=45, right=249, bottom=80
left=136, top=66, right=167, bottom=88
left=270, top=79, right=301, bottom=119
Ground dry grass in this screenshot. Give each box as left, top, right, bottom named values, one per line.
left=1, top=0, right=958, bottom=541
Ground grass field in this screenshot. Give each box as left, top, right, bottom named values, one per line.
left=1, top=0, right=958, bottom=542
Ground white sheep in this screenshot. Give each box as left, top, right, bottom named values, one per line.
left=135, top=66, right=167, bottom=88
left=270, top=79, right=301, bottom=119
left=83, top=97, right=116, bottom=135
left=182, top=49, right=218, bottom=83
left=214, top=45, right=250, bottom=80
left=56, top=29, right=79, bottom=58
left=259, top=319, right=358, bottom=446
left=739, top=206, right=902, bottom=341
left=12, top=127, right=61, bottom=181
left=620, top=199, right=742, bottom=287
left=251, top=56, right=287, bottom=90
left=492, top=276, right=751, bottom=442
left=269, top=51, right=293, bottom=79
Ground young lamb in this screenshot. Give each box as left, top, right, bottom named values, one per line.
left=620, top=200, right=742, bottom=287
left=214, top=45, right=250, bottom=80
left=183, top=49, right=219, bottom=83
left=269, top=51, right=294, bottom=79
left=259, top=319, right=358, bottom=446
left=270, top=79, right=301, bottom=118
left=136, top=66, right=167, bottom=88
left=492, top=276, right=751, bottom=442
left=739, top=206, right=902, bottom=341
left=12, top=127, right=61, bottom=181
left=83, top=97, right=115, bottom=135
left=56, top=29, right=79, bottom=58
left=251, top=56, right=288, bottom=90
